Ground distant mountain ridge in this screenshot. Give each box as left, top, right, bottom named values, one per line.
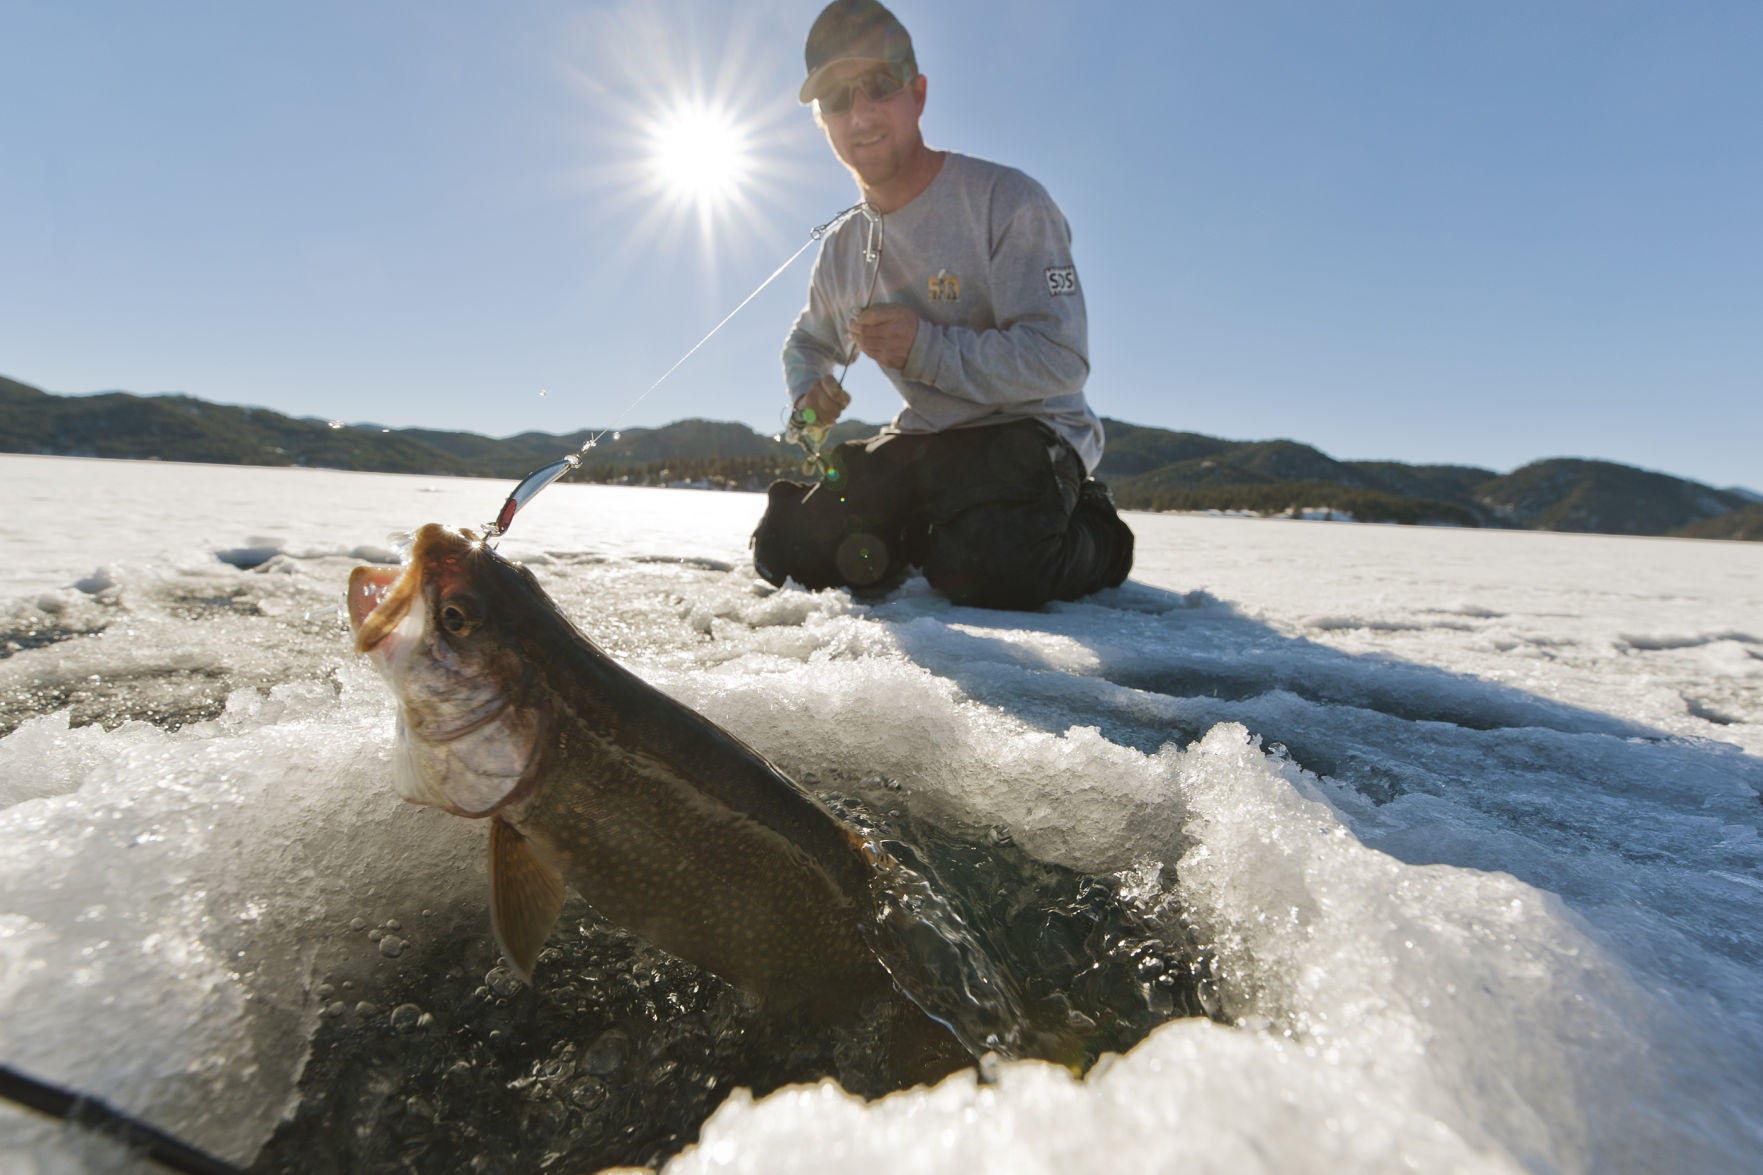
left=1094, top=419, right=1755, bottom=538
left=0, top=373, right=874, bottom=485
left=2, top=374, right=1755, bottom=541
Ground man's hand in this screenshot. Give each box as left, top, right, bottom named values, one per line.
left=795, top=375, right=851, bottom=428
left=850, top=304, right=919, bottom=371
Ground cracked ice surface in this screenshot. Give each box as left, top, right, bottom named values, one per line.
left=0, top=454, right=1759, bottom=1172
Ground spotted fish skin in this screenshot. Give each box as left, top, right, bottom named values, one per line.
left=350, top=525, right=967, bottom=1075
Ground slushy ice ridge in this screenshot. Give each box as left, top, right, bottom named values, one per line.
left=0, top=457, right=1758, bottom=1172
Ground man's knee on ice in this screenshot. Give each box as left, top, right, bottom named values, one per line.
left=753, top=478, right=906, bottom=591
left=752, top=480, right=813, bottom=588
left=923, top=511, right=1066, bottom=610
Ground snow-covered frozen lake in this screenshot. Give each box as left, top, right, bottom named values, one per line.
left=1, top=453, right=1759, bottom=1172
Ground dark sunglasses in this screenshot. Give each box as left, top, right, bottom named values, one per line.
left=816, top=66, right=912, bottom=115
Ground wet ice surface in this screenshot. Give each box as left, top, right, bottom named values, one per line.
left=0, top=454, right=1760, bottom=1172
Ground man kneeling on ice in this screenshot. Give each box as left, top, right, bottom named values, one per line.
left=752, top=0, right=1134, bottom=610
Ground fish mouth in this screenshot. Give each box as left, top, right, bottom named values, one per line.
left=348, top=563, right=418, bottom=654
left=349, top=525, right=492, bottom=654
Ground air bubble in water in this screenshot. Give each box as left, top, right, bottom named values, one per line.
left=486, top=967, right=523, bottom=998
left=584, top=1030, right=629, bottom=1076
left=378, top=935, right=405, bottom=958
left=390, top=1003, right=424, bottom=1031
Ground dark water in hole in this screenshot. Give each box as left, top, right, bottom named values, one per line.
left=251, top=782, right=1218, bottom=1174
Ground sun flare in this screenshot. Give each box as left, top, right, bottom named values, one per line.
left=648, top=103, right=753, bottom=213
left=563, top=5, right=818, bottom=277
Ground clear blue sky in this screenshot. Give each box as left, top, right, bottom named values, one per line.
left=4, top=1, right=1759, bottom=489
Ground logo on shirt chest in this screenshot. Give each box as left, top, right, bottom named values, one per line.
left=927, top=268, right=961, bottom=302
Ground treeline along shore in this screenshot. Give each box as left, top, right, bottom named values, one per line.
left=3, top=374, right=1759, bottom=541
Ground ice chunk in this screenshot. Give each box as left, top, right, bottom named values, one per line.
left=0, top=710, right=163, bottom=808
left=662, top=723, right=1753, bottom=1173
left=0, top=670, right=483, bottom=1165
left=668, top=1020, right=1511, bottom=1175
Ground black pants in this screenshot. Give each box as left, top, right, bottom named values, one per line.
left=752, top=420, right=1134, bottom=610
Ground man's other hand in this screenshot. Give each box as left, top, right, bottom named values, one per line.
left=850, top=304, right=919, bottom=371
left=795, top=375, right=851, bottom=427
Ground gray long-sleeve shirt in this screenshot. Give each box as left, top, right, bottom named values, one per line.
left=783, top=152, right=1105, bottom=473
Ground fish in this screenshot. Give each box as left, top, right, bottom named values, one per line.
left=346, top=523, right=972, bottom=1083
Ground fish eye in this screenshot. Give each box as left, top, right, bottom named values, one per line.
left=440, top=598, right=476, bottom=635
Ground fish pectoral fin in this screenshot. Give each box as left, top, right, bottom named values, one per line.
left=489, top=817, right=567, bottom=984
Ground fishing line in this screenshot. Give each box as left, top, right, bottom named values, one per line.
left=484, top=201, right=882, bottom=541
left=782, top=203, right=884, bottom=478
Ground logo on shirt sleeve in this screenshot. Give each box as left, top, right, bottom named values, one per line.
left=928, top=268, right=961, bottom=301
left=1045, top=266, right=1079, bottom=296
